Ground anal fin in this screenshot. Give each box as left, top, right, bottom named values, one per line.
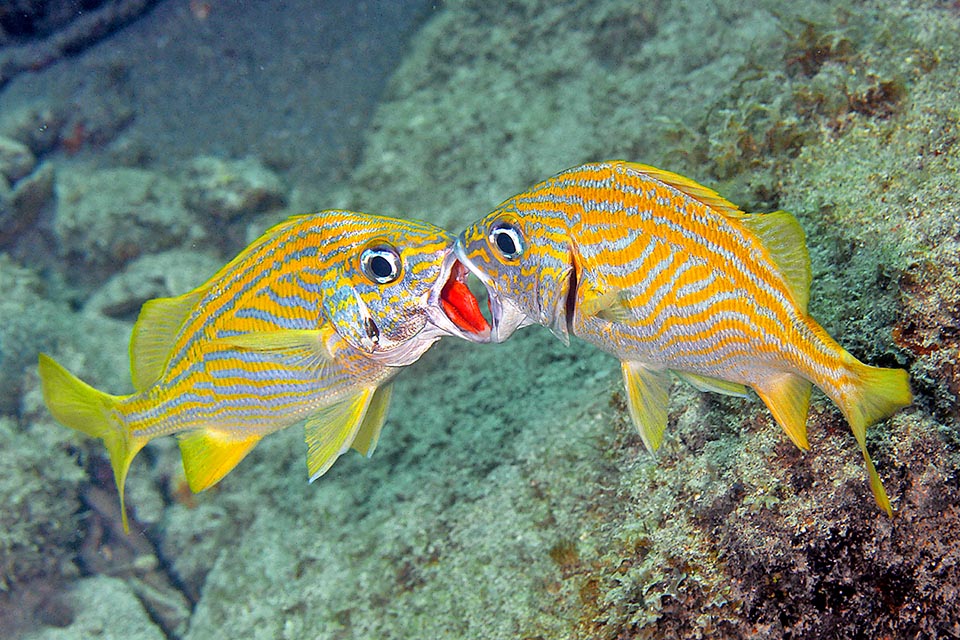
left=753, top=373, right=813, bottom=450
left=178, top=430, right=262, bottom=493
left=305, top=388, right=377, bottom=481
left=621, top=361, right=672, bottom=452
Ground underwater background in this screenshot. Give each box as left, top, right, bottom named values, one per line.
left=1, top=0, right=958, bottom=638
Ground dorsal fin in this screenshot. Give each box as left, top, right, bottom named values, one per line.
left=614, top=162, right=812, bottom=313
left=129, top=290, right=203, bottom=390
left=616, top=161, right=747, bottom=219
left=740, top=211, right=812, bottom=312
left=200, top=214, right=311, bottom=285
left=128, top=214, right=313, bottom=391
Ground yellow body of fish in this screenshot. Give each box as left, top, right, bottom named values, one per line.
left=40, top=210, right=489, bottom=531
left=456, top=161, right=911, bottom=514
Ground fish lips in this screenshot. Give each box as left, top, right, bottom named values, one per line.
left=426, top=250, right=492, bottom=343
left=453, top=240, right=528, bottom=344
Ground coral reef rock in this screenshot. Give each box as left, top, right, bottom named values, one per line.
left=18, top=576, right=166, bottom=640
left=0, top=135, right=35, bottom=183
left=182, top=155, right=287, bottom=222
left=0, top=255, right=71, bottom=412
left=54, top=166, right=201, bottom=287
left=0, top=410, right=84, bottom=593
left=85, top=248, right=226, bottom=320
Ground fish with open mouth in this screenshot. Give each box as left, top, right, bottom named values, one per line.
left=40, top=210, right=489, bottom=531
left=456, top=161, right=911, bottom=514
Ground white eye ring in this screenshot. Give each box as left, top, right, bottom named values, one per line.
left=489, top=221, right=524, bottom=260
left=360, top=245, right=402, bottom=284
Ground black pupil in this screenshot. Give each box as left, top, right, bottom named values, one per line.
left=495, top=229, right=517, bottom=255
left=370, top=254, right=394, bottom=279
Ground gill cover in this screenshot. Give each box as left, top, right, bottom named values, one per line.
left=320, top=264, right=381, bottom=354
left=320, top=240, right=408, bottom=355
left=457, top=212, right=576, bottom=344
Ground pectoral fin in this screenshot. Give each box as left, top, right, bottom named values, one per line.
left=621, top=361, right=672, bottom=452
left=304, top=388, right=378, bottom=481
left=753, top=373, right=813, bottom=450
left=581, top=285, right=632, bottom=323
left=213, top=327, right=336, bottom=370
left=178, top=430, right=262, bottom=493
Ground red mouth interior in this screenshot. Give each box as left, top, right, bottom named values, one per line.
left=441, top=265, right=490, bottom=334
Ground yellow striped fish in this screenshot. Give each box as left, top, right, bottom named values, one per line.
left=40, top=210, right=489, bottom=531
left=456, top=161, right=911, bottom=514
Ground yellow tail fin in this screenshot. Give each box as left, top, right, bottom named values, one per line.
left=38, top=354, right=141, bottom=533
left=836, top=356, right=912, bottom=517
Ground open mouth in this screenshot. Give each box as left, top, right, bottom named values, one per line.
left=439, top=260, right=491, bottom=335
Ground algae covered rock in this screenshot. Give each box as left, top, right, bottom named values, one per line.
left=19, top=576, right=166, bottom=640
left=0, top=135, right=53, bottom=248
left=53, top=166, right=201, bottom=285
left=0, top=411, right=85, bottom=592
left=0, top=254, right=70, bottom=412
left=182, top=155, right=286, bottom=222
left=0, top=135, right=36, bottom=183
left=0, top=104, right=65, bottom=156
left=0, top=162, right=55, bottom=247
left=85, top=248, right=225, bottom=320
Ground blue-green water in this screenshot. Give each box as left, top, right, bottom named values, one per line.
left=1, top=1, right=958, bottom=638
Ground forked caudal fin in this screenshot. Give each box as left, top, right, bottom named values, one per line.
left=834, top=356, right=912, bottom=517
left=38, top=354, right=143, bottom=533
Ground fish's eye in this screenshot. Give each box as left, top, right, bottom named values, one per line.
left=489, top=220, right=524, bottom=261
left=360, top=245, right=402, bottom=284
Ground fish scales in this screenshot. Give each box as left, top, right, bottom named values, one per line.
left=126, top=215, right=398, bottom=438
left=510, top=165, right=814, bottom=378
left=457, top=160, right=911, bottom=514
left=40, top=210, right=490, bottom=531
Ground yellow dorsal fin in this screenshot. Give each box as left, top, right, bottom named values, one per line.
left=212, top=327, right=336, bottom=371
left=200, top=214, right=311, bottom=284
left=741, top=211, right=812, bottom=312
left=350, top=383, right=394, bottom=457
left=305, top=388, right=376, bottom=481
left=178, top=430, right=262, bottom=493
left=129, top=214, right=316, bottom=391
left=616, top=162, right=812, bottom=310
left=621, top=361, right=673, bottom=452
left=617, top=161, right=747, bottom=219
left=753, top=373, right=813, bottom=451
left=675, top=371, right=749, bottom=397
left=129, top=291, right=203, bottom=391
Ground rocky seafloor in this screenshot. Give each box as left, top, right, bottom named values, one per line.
left=1, top=0, right=958, bottom=638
